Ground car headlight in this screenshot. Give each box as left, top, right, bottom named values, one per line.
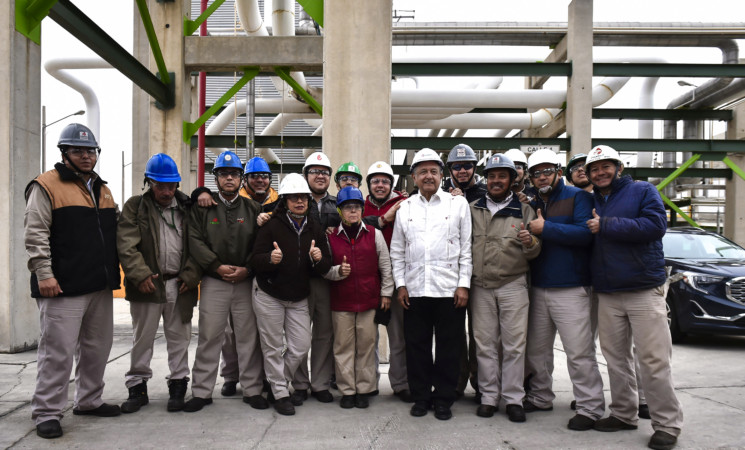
left=681, top=271, right=726, bottom=294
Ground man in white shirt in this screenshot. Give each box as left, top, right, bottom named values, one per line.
left=390, top=148, right=473, bottom=421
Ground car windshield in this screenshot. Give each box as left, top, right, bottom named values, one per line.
left=663, top=232, right=745, bottom=260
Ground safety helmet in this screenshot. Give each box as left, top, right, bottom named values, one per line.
left=504, top=149, right=528, bottom=168
left=303, top=152, right=333, bottom=176
left=527, top=149, right=561, bottom=171
left=585, top=145, right=623, bottom=169
left=410, top=148, right=444, bottom=173
left=334, top=162, right=362, bottom=184
left=212, top=151, right=243, bottom=173
left=483, top=154, right=517, bottom=180
left=447, top=144, right=478, bottom=164
left=366, top=160, right=394, bottom=184
left=145, top=153, right=181, bottom=182
left=244, top=156, right=271, bottom=175
left=57, top=123, right=99, bottom=150
left=278, top=173, right=311, bottom=196
left=566, top=153, right=588, bottom=173
left=336, top=186, right=365, bottom=207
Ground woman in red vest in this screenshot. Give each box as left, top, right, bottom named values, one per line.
left=325, top=187, right=394, bottom=409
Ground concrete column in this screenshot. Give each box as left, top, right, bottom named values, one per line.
left=323, top=0, right=392, bottom=196
left=565, top=0, right=593, bottom=157
left=132, top=1, right=151, bottom=190
left=0, top=5, right=42, bottom=352
left=724, top=103, right=745, bottom=246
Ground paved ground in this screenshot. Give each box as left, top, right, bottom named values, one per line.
left=2, top=298, right=745, bottom=449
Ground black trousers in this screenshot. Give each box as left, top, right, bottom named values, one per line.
left=404, top=297, right=466, bottom=407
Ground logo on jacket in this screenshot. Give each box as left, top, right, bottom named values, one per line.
left=210, top=217, right=220, bottom=225
left=237, top=217, right=245, bottom=223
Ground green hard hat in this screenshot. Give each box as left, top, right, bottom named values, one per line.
left=335, top=162, right=362, bottom=183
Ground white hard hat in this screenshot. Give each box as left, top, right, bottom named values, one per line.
left=585, top=145, right=623, bottom=169
left=410, top=148, right=444, bottom=173
left=303, top=152, right=332, bottom=176
left=504, top=149, right=528, bottom=166
left=278, top=173, right=311, bottom=196
left=527, top=149, right=560, bottom=170
left=366, top=161, right=394, bottom=182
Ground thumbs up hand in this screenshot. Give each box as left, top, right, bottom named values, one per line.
left=587, top=208, right=601, bottom=234
left=529, top=208, right=545, bottom=235
left=309, top=239, right=322, bottom=262
left=340, top=255, right=351, bottom=277
left=517, top=222, right=534, bottom=247
left=271, top=241, right=283, bottom=264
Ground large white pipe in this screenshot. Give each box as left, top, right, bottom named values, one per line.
left=637, top=77, right=660, bottom=167
left=394, top=108, right=561, bottom=130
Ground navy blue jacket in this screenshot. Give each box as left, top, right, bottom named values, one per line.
left=529, top=179, right=593, bottom=288
left=590, top=176, right=667, bottom=293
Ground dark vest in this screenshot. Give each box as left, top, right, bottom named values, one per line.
left=327, top=224, right=380, bottom=312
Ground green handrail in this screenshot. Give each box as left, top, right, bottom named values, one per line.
left=135, top=0, right=170, bottom=85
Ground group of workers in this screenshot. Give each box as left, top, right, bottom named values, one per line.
left=24, top=122, right=682, bottom=450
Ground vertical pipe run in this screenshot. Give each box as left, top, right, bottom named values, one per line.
left=247, top=78, right=255, bottom=159
left=197, top=0, right=208, bottom=187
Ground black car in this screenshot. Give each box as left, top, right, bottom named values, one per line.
left=663, top=227, right=745, bottom=342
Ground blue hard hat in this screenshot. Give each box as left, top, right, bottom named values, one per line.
left=145, top=153, right=181, bottom=182
left=213, top=151, right=243, bottom=173
left=336, top=186, right=365, bottom=207
left=244, top=156, right=271, bottom=175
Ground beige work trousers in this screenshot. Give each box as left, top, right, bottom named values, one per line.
left=331, top=310, right=377, bottom=396
left=292, top=277, right=335, bottom=393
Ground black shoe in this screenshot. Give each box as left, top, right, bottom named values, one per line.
left=73, top=403, right=121, bottom=417
left=476, top=404, right=497, bottom=418
left=354, top=394, right=369, bottom=409
left=290, top=389, right=308, bottom=406
left=36, top=419, right=63, bottom=439
left=340, top=395, right=355, bottom=409
left=367, top=389, right=379, bottom=397
left=311, top=390, right=333, bottom=403
left=393, top=389, right=414, bottom=403
left=434, top=405, right=452, bottom=421
left=121, top=382, right=149, bottom=414
left=648, top=430, right=677, bottom=450
left=244, top=395, right=269, bottom=410
left=506, top=404, right=526, bottom=423
left=274, top=397, right=295, bottom=416
left=266, top=390, right=276, bottom=404
left=568, top=414, right=596, bottom=431
left=523, top=399, right=553, bottom=413
left=594, top=416, right=638, bottom=432
left=570, top=400, right=577, bottom=410
left=167, top=378, right=188, bottom=412
left=639, top=403, right=651, bottom=419
left=221, top=381, right=237, bottom=397
left=410, top=401, right=429, bottom=417
left=182, top=397, right=212, bottom=413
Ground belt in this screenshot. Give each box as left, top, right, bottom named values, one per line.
left=162, top=273, right=180, bottom=281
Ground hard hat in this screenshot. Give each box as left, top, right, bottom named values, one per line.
left=244, top=156, right=271, bottom=175
left=566, top=153, right=588, bottom=172
left=366, top=160, right=395, bottom=184
left=447, top=144, right=477, bottom=164
left=504, top=149, right=528, bottom=167
left=278, top=173, right=311, bottom=196
left=303, top=152, right=333, bottom=176
left=144, top=153, right=181, bottom=182
left=527, top=149, right=560, bottom=170
left=483, top=154, right=517, bottom=179
left=336, top=186, right=365, bottom=207
left=213, top=151, right=243, bottom=173
left=335, top=162, right=362, bottom=184
left=585, top=145, right=623, bottom=169
left=410, top=148, right=444, bottom=173
left=57, top=123, right=99, bottom=150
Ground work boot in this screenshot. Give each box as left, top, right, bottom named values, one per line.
left=36, top=419, right=63, bottom=439
left=121, top=382, right=149, bottom=414
left=167, top=378, right=189, bottom=412
left=221, top=380, right=237, bottom=397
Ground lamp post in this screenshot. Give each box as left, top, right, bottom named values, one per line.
left=41, top=106, right=85, bottom=172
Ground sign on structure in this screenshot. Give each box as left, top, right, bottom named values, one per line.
left=520, top=145, right=560, bottom=154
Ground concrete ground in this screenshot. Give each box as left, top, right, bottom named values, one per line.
left=1, top=298, right=745, bottom=449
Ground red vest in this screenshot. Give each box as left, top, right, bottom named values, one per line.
left=364, top=191, right=405, bottom=247
left=327, top=224, right=381, bottom=312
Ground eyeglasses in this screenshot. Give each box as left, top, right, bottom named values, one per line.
left=370, top=177, right=392, bottom=186
left=67, top=148, right=98, bottom=157
left=529, top=167, right=558, bottom=178
left=307, top=168, right=330, bottom=177
left=451, top=163, right=474, bottom=172
left=338, top=175, right=360, bottom=183
left=341, top=203, right=362, bottom=212
left=247, top=173, right=270, bottom=180
left=285, top=194, right=308, bottom=202
left=568, top=165, right=586, bottom=174
left=216, top=170, right=242, bottom=179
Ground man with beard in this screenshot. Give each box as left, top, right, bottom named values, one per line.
left=504, top=149, right=531, bottom=196
left=470, top=154, right=539, bottom=423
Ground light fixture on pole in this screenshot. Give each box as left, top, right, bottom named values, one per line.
left=41, top=107, right=85, bottom=172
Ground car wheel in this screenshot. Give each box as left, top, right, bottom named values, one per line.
left=666, top=294, right=686, bottom=343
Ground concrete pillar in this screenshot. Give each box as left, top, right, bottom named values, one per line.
left=132, top=1, right=151, bottom=190
left=565, top=0, right=593, bottom=157
left=724, top=103, right=745, bottom=246
left=0, top=5, right=42, bottom=352
left=323, top=0, right=392, bottom=196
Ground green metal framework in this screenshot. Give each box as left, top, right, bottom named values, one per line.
left=274, top=67, right=323, bottom=117
left=296, top=0, right=324, bottom=27
left=134, top=0, right=171, bottom=85
left=183, top=0, right=228, bottom=36
left=15, top=0, right=56, bottom=44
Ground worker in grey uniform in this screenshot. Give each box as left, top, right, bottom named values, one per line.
left=25, top=123, right=121, bottom=439
left=117, top=153, right=202, bottom=413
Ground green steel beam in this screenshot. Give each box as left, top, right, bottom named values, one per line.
left=593, top=139, right=745, bottom=153
left=592, top=108, right=732, bottom=121
left=184, top=0, right=228, bottom=36
left=659, top=192, right=699, bottom=227
left=273, top=67, right=323, bottom=117
left=183, top=67, right=260, bottom=142
left=134, top=0, right=170, bottom=85
left=722, top=156, right=745, bottom=181
left=296, top=0, right=324, bottom=27
left=48, top=0, right=174, bottom=108
left=594, top=63, right=745, bottom=78
left=392, top=63, right=572, bottom=77
left=656, top=154, right=702, bottom=192
left=15, top=0, right=57, bottom=43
